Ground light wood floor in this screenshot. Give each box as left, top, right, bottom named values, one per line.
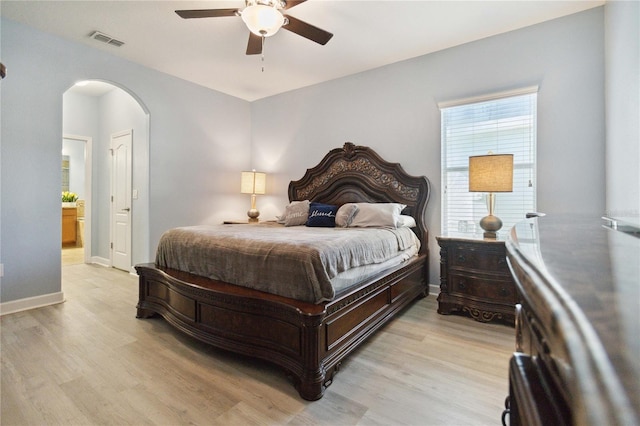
left=61, top=247, right=84, bottom=266
left=1, top=264, right=515, bottom=425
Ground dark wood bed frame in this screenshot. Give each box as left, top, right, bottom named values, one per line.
left=135, top=142, right=431, bottom=400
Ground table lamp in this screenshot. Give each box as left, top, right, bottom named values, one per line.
left=469, top=154, right=513, bottom=238
left=241, top=170, right=266, bottom=222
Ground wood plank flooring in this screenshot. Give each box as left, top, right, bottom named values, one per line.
left=1, top=264, right=515, bottom=425
left=61, top=247, right=84, bottom=266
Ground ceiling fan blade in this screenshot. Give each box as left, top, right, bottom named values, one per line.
left=282, top=15, right=333, bottom=45
left=283, top=0, right=307, bottom=10
left=246, top=33, right=263, bottom=55
left=175, top=9, right=239, bottom=19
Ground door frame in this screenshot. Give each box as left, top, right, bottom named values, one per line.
left=63, top=133, right=92, bottom=264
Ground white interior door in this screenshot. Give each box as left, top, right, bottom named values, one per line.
left=111, top=130, right=132, bottom=271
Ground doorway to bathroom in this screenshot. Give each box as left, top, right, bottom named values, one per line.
left=61, top=134, right=92, bottom=266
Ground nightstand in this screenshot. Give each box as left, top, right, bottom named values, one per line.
left=223, top=220, right=278, bottom=225
left=436, top=234, right=516, bottom=325
left=223, top=219, right=261, bottom=224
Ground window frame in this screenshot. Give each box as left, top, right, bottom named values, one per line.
left=439, top=87, right=538, bottom=236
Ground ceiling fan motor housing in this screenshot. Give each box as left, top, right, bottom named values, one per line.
left=242, top=0, right=287, bottom=37
left=245, top=0, right=286, bottom=8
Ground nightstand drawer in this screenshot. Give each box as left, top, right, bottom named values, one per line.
left=448, top=243, right=509, bottom=274
left=449, top=273, right=517, bottom=304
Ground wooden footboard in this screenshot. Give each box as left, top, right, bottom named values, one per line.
left=136, top=254, right=427, bottom=400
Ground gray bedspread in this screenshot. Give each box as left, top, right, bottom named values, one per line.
left=155, top=222, right=420, bottom=303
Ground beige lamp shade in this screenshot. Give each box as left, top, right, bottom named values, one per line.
left=469, top=154, right=514, bottom=193
left=241, top=171, right=266, bottom=195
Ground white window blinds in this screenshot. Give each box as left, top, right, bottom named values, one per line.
left=440, top=89, right=537, bottom=236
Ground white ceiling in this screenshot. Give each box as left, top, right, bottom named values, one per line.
left=2, top=0, right=604, bottom=101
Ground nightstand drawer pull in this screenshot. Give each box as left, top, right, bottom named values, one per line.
left=457, top=254, right=466, bottom=263
left=500, top=287, right=509, bottom=297
left=458, top=280, right=466, bottom=290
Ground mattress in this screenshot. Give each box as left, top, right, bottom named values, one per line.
left=155, top=222, right=421, bottom=303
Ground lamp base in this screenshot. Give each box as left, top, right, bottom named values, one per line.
left=479, top=214, right=502, bottom=239
left=247, top=208, right=260, bottom=222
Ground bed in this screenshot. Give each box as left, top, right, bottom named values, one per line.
left=135, top=142, right=431, bottom=400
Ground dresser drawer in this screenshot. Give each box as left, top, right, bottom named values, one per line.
left=448, top=273, right=517, bottom=304
left=448, top=243, right=509, bottom=274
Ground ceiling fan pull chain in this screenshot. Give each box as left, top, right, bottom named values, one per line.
left=261, top=35, right=265, bottom=72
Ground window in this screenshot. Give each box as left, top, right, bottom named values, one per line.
left=440, top=88, right=537, bottom=235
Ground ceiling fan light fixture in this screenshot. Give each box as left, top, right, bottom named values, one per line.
left=241, top=2, right=285, bottom=37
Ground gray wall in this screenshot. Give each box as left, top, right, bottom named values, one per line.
left=0, top=18, right=251, bottom=304
left=251, top=7, right=606, bottom=285
left=605, top=0, right=640, bottom=218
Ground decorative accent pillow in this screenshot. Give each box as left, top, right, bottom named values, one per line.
left=335, top=204, right=359, bottom=227
left=306, top=202, right=338, bottom=227
left=348, top=203, right=406, bottom=228
left=280, top=200, right=310, bottom=226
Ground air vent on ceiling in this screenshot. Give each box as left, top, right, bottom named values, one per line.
left=89, top=31, right=125, bottom=47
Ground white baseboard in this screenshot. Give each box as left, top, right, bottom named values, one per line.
left=0, top=257, right=112, bottom=316
left=0, top=291, right=65, bottom=316
left=91, top=257, right=137, bottom=276
left=429, top=283, right=440, bottom=296
left=91, top=256, right=110, bottom=268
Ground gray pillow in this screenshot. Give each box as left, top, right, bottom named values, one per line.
left=335, top=204, right=359, bottom=227
left=283, top=200, right=310, bottom=226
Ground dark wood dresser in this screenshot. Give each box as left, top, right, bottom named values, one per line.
left=436, top=234, right=517, bottom=324
left=504, top=215, right=640, bottom=426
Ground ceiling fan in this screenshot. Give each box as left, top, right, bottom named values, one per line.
left=176, top=0, right=333, bottom=55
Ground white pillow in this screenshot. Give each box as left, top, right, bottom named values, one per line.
left=277, top=200, right=310, bottom=226
left=348, top=203, right=406, bottom=228
left=398, top=215, right=417, bottom=228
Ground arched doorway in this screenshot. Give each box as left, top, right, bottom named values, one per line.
left=62, top=80, right=149, bottom=274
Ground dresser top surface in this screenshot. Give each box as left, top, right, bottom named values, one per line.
left=507, top=214, right=640, bottom=424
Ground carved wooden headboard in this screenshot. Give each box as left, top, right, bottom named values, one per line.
left=288, top=142, right=431, bottom=253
